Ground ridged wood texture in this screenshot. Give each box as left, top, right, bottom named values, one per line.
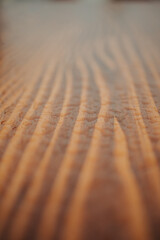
left=0, top=1, right=160, bottom=240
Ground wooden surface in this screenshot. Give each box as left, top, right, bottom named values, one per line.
left=0, top=0, right=160, bottom=240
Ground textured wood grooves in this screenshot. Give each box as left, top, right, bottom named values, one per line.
left=0, top=1, right=160, bottom=240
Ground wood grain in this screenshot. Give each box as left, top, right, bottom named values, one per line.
left=0, top=0, right=160, bottom=240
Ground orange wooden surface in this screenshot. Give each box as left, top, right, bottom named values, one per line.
left=0, top=1, right=160, bottom=240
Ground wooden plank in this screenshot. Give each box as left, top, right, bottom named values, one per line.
left=0, top=1, right=160, bottom=239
